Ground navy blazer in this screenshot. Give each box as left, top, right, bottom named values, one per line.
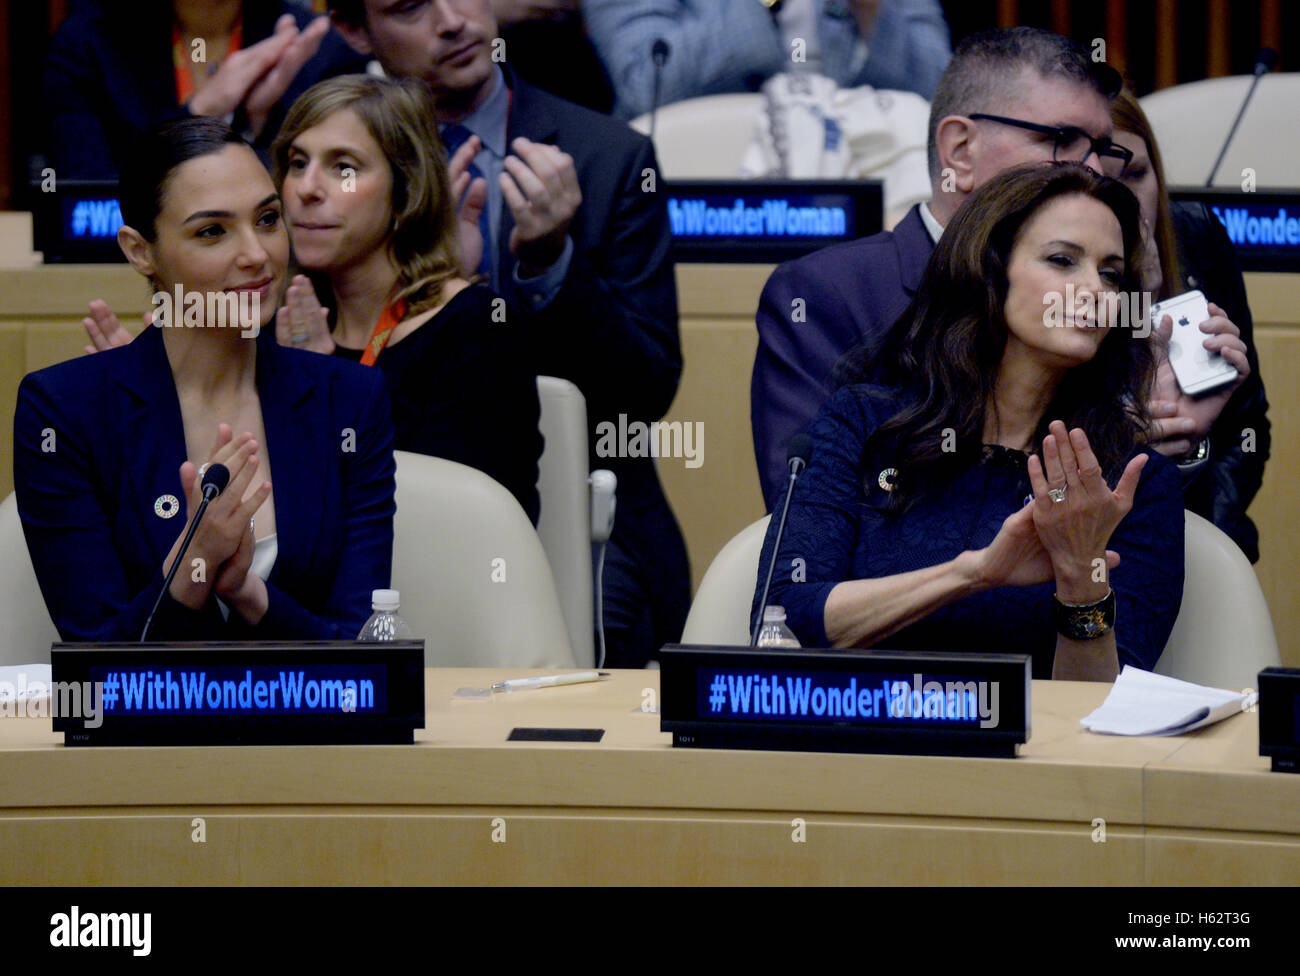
left=497, top=67, right=684, bottom=475
left=13, top=325, right=396, bottom=643
left=752, top=204, right=932, bottom=508
left=494, top=68, right=691, bottom=647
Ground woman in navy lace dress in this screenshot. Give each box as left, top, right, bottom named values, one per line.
left=756, top=164, right=1193, bottom=681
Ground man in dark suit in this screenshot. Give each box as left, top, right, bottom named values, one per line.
left=328, top=0, right=689, bottom=667
left=752, top=27, right=1267, bottom=564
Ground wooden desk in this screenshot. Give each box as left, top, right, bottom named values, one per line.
left=0, top=668, right=1295, bottom=885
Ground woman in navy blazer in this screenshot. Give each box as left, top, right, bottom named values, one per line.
left=14, top=117, right=395, bottom=643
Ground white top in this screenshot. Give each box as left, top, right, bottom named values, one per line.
left=920, top=200, right=945, bottom=243
left=216, top=533, right=278, bottom=622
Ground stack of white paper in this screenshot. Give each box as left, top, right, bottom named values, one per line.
left=1081, top=666, right=1257, bottom=736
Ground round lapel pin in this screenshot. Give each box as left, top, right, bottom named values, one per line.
left=154, top=494, right=180, bottom=519
left=877, top=468, right=898, bottom=492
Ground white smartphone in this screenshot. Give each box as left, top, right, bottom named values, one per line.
left=1149, top=290, right=1239, bottom=396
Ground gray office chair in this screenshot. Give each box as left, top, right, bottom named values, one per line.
left=1154, top=511, right=1280, bottom=688
left=535, top=376, right=617, bottom=667
left=392, top=451, right=575, bottom=667
left=0, top=493, right=59, bottom=665
left=680, top=515, right=770, bottom=646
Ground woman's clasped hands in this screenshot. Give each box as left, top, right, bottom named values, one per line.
left=162, top=424, right=272, bottom=618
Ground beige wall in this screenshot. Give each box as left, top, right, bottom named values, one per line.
left=1, top=263, right=1296, bottom=664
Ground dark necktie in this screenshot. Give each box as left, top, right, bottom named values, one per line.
left=440, top=123, right=494, bottom=281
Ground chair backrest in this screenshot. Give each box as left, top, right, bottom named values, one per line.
left=535, top=376, right=594, bottom=666
left=392, top=451, right=575, bottom=667
left=630, top=94, right=764, bottom=178
left=1156, top=511, right=1280, bottom=689
left=1140, top=74, right=1300, bottom=187
left=680, top=515, right=771, bottom=646
left=0, top=493, right=60, bottom=665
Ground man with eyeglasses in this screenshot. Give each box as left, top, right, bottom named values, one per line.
left=964, top=113, right=1133, bottom=174
left=751, top=27, right=1141, bottom=506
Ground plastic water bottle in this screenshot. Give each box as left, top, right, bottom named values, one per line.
left=357, top=589, right=413, bottom=641
left=756, top=606, right=801, bottom=648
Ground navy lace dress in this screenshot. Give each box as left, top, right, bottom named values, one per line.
left=754, top=384, right=1185, bottom=678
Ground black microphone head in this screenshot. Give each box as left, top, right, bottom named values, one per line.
left=652, top=38, right=670, bottom=64
left=201, top=462, right=230, bottom=498
left=787, top=433, right=813, bottom=472
left=1256, top=48, right=1278, bottom=74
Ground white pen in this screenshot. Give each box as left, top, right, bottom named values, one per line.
left=491, top=671, right=611, bottom=692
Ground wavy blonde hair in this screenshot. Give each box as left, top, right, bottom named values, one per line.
left=272, top=74, right=460, bottom=315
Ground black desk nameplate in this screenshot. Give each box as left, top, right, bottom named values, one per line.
left=659, top=644, right=1031, bottom=757
left=1258, top=667, right=1300, bottom=773
left=49, top=641, right=424, bottom=746
left=665, top=179, right=883, bottom=263
left=1169, top=187, right=1300, bottom=273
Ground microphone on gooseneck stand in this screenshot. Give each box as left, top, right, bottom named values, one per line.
left=140, top=463, right=230, bottom=642
left=1206, top=48, right=1278, bottom=186
left=649, top=38, right=671, bottom=144
left=751, top=433, right=813, bottom=646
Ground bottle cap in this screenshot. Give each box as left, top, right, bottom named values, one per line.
left=371, top=588, right=400, bottom=611
left=762, top=605, right=786, bottom=622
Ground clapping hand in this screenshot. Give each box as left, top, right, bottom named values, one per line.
left=502, top=138, right=581, bottom=276
left=163, top=425, right=272, bottom=610
left=82, top=299, right=142, bottom=354
left=447, top=134, right=488, bottom=278
left=274, top=275, right=333, bottom=353
left=187, top=15, right=329, bottom=139
left=242, top=17, right=329, bottom=138
left=976, top=423, right=1135, bottom=594
left=1027, top=422, right=1145, bottom=602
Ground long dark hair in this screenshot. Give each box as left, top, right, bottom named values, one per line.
left=835, top=163, right=1154, bottom=510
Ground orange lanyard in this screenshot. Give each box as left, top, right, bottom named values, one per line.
left=359, top=299, right=408, bottom=366
left=173, top=21, right=243, bottom=105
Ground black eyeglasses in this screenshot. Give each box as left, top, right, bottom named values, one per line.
left=968, top=113, right=1134, bottom=176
